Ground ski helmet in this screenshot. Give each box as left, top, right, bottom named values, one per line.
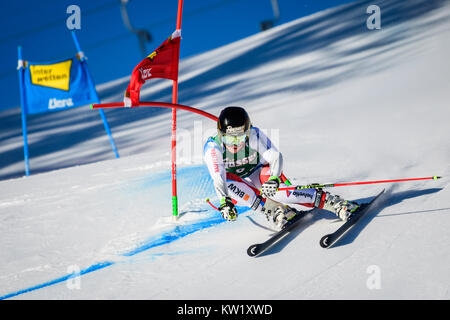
left=217, top=106, right=251, bottom=145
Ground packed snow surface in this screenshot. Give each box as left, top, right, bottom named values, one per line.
left=0, top=0, right=449, bottom=299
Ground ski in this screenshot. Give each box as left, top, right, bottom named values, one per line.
left=319, top=189, right=385, bottom=248
left=247, top=208, right=318, bottom=257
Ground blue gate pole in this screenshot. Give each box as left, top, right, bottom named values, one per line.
left=97, top=108, right=119, bottom=158
left=71, top=31, right=119, bottom=159
left=17, top=46, right=30, bottom=176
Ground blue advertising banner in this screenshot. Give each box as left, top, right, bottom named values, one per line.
left=21, top=56, right=98, bottom=115
left=17, top=32, right=119, bottom=177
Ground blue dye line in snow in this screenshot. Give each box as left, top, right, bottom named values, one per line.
left=0, top=212, right=233, bottom=300
left=0, top=261, right=114, bottom=300
left=122, top=215, right=225, bottom=257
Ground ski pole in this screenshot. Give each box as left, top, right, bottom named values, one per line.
left=205, top=198, right=220, bottom=211
left=278, top=176, right=442, bottom=191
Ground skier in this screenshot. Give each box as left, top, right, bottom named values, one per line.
left=203, top=106, right=360, bottom=229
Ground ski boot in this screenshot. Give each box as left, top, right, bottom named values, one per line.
left=262, top=198, right=296, bottom=229
left=267, top=204, right=297, bottom=229
left=322, top=192, right=359, bottom=222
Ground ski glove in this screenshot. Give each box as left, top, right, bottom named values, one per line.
left=260, top=176, right=281, bottom=198
left=219, top=197, right=238, bottom=221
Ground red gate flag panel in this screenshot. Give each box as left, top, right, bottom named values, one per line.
left=124, top=30, right=181, bottom=107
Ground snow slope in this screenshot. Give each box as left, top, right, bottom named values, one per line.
left=0, top=0, right=449, bottom=299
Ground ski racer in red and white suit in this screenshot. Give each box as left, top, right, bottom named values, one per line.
left=203, top=106, right=359, bottom=229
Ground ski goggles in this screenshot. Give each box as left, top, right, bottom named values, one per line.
left=221, top=132, right=248, bottom=146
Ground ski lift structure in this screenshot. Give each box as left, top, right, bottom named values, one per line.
left=260, top=0, right=280, bottom=31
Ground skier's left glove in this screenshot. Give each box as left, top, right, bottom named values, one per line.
left=219, top=197, right=238, bottom=221
left=261, top=176, right=281, bottom=198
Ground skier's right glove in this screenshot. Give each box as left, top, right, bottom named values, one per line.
left=219, top=197, right=238, bottom=221
left=260, top=176, right=281, bottom=198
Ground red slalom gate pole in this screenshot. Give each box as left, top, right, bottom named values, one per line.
left=172, top=0, right=184, bottom=220
left=278, top=176, right=442, bottom=191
